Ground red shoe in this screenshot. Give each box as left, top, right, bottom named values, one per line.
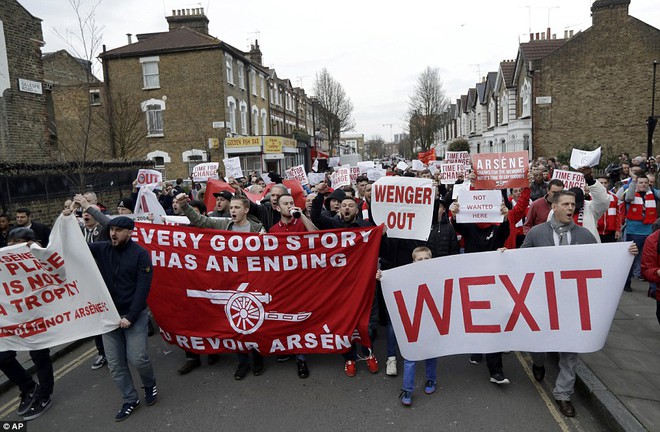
left=344, top=360, right=356, bottom=377
left=366, top=355, right=379, bottom=374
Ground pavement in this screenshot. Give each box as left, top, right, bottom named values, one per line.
left=0, top=278, right=658, bottom=431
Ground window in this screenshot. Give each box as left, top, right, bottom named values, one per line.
left=252, top=106, right=259, bottom=134
left=521, top=78, right=531, bottom=118
left=225, top=54, right=234, bottom=85
left=261, top=109, right=268, bottom=135
left=141, top=99, right=165, bottom=136
left=250, top=70, right=257, bottom=95
left=187, top=155, right=204, bottom=173
left=239, top=102, right=248, bottom=135
left=260, top=76, right=266, bottom=99
left=227, top=97, right=236, bottom=133
left=238, top=62, right=245, bottom=89
left=89, top=89, right=101, bottom=106
left=140, top=57, right=160, bottom=89
left=153, top=156, right=165, bottom=168
left=244, top=154, right=262, bottom=173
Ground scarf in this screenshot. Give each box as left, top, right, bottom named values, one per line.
left=549, top=215, right=574, bottom=246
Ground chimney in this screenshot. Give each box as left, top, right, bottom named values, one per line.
left=529, top=33, right=534, bottom=41
left=541, top=32, right=546, bottom=40
left=126, top=33, right=132, bottom=44
left=546, top=27, right=551, bottom=39
left=564, top=30, right=568, bottom=38
left=166, top=8, right=209, bottom=35
left=552, top=34, right=556, bottom=39
left=569, top=30, right=574, bottom=37
left=248, top=40, right=263, bottom=65
left=535, top=32, right=540, bottom=40
left=591, top=0, right=630, bottom=26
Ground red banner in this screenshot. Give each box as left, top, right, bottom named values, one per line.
left=417, top=149, right=436, bottom=165
left=472, top=151, right=529, bottom=189
left=134, top=224, right=383, bottom=354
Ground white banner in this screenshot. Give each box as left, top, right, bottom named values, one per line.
left=135, top=169, right=162, bottom=188
left=445, top=151, right=471, bottom=165
left=552, top=169, right=586, bottom=189
left=456, top=190, right=503, bottom=223
left=381, top=243, right=633, bottom=361
left=192, top=162, right=219, bottom=182
left=134, top=184, right=166, bottom=224
left=223, top=157, right=244, bottom=179
left=440, top=163, right=464, bottom=185
left=286, top=165, right=309, bottom=185
left=371, top=177, right=435, bottom=240
left=331, top=167, right=351, bottom=189
left=0, top=215, right=121, bottom=351
left=570, top=147, right=601, bottom=169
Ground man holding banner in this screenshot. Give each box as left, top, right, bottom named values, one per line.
left=521, top=190, right=638, bottom=417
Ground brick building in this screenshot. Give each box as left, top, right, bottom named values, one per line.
left=532, top=0, right=660, bottom=157
left=0, top=0, right=50, bottom=163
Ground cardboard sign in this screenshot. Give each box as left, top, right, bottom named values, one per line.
left=551, top=169, right=586, bottom=190
left=349, top=166, right=361, bottom=182
left=331, top=167, right=351, bottom=188
left=412, top=160, right=425, bottom=171
left=371, top=177, right=436, bottom=241
left=381, top=242, right=633, bottom=360
left=570, top=147, right=601, bottom=169
left=472, top=151, right=529, bottom=189
left=445, top=151, right=471, bottom=165
left=456, top=190, right=503, bottom=223
left=286, top=165, right=309, bottom=185
left=358, top=161, right=375, bottom=173
left=396, top=161, right=409, bottom=171
left=307, top=173, right=326, bottom=186
left=192, top=162, right=219, bottom=182
left=440, top=163, right=465, bottom=185
left=367, top=168, right=386, bottom=182
left=136, top=169, right=162, bottom=187
left=223, top=157, right=244, bottom=179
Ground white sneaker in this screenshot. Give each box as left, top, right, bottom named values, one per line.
left=386, top=356, right=397, bottom=376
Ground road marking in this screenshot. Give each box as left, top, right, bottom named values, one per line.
left=515, top=351, right=572, bottom=432
left=0, top=346, right=96, bottom=418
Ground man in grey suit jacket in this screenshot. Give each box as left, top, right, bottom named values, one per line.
left=521, top=190, right=637, bottom=418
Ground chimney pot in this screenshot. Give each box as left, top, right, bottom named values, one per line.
left=201, top=7, right=204, bottom=15
left=126, top=33, right=132, bottom=44
left=529, top=33, right=534, bottom=41
left=536, top=32, right=540, bottom=40
left=547, top=27, right=551, bottom=39
left=564, top=30, right=568, bottom=38
left=541, top=33, right=545, bottom=40
left=569, top=30, right=574, bottom=37
left=552, top=33, right=556, bottom=39
left=171, top=10, right=175, bottom=16
left=186, top=8, right=190, bottom=15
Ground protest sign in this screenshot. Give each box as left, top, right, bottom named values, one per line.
left=371, top=177, right=435, bottom=240
left=329, top=157, right=340, bottom=168
left=349, top=166, right=361, bottom=182
left=312, top=159, right=319, bottom=173
left=445, top=151, right=471, bottom=165
left=223, top=157, right=244, bottom=179
left=552, top=169, right=586, bottom=189
left=440, top=163, right=465, bottom=185
left=261, top=173, right=273, bottom=185
left=307, top=173, right=326, bottom=186
left=570, top=147, right=601, bottom=169
left=331, top=167, right=351, bottom=188
left=472, top=151, right=529, bottom=189
left=136, top=225, right=383, bottom=354
left=358, top=161, right=375, bottom=173
left=367, top=168, right=386, bottom=182
left=136, top=169, right=162, bottom=188
left=396, top=161, right=409, bottom=171
left=452, top=181, right=471, bottom=200
left=0, top=215, right=120, bottom=351
left=412, top=160, right=425, bottom=171
left=134, top=184, right=166, bottom=224
left=192, top=163, right=219, bottom=182
left=381, top=242, right=633, bottom=361
left=286, top=165, right=309, bottom=185
left=456, top=190, right=503, bottom=223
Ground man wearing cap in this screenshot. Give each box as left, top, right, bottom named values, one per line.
left=208, top=190, right=232, bottom=218
left=87, top=216, right=157, bottom=421
left=117, top=198, right=135, bottom=215
left=0, top=228, right=55, bottom=421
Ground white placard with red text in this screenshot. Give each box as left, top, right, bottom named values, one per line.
left=349, top=166, right=361, bottom=182
left=371, top=177, right=435, bottom=240
left=286, top=165, right=309, bottom=185
left=136, top=169, right=162, bottom=187
left=331, top=167, right=351, bottom=188
left=381, top=242, right=633, bottom=360
left=456, top=190, right=503, bottom=223
left=0, top=215, right=121, bottom=351
left=192, top=163, right=219, bottom=182
left=440, top=163, right=465, bottom=185
left=551, top=169, right=586, bottom=189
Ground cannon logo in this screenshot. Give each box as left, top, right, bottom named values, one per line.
left=186, top=283, right=312, bottom=335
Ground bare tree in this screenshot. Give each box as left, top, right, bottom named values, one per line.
left=405, top=67, right=448, bottom=152
left=95, top=91, right=146, bottom=160
left=365, top=135, right=385, bottom=159
left=313, top=69, right=356, bottom=156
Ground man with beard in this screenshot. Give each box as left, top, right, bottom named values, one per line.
left=208, top=191, right=232, bottom=218
left=86, top=216, right=157, bottom=421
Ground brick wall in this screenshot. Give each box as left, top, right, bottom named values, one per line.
left=0, top=1, right=50, bottom=163
left=535, top=10, right=660, bottom=158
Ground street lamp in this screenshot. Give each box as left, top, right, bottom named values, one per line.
left=648, top=61, right=659, bottom=157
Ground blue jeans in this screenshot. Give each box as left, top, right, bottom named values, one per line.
left=102, top=310, right=156, bottom=403
left=625, top=233, right=648, bottom=286
left=402, top=358, right=437, bottom=393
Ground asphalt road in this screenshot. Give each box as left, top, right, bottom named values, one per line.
left=0, top=332, right=611, bottom=432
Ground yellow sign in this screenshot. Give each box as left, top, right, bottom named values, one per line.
left=263, top=136, right=283, bottom=153
left=225, top=136, right=262, bottom=148
left=283, top=138, right=297, bottom=148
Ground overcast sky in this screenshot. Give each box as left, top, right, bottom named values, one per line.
left=19, top=0, right=660, bottom=142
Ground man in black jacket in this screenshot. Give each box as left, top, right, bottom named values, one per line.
left=88, top=217, right=157, bottom=422
left=13, top=208, right=50, bottom=247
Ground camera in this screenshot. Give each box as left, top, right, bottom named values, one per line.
left=291, top=209, right=302, bottom=219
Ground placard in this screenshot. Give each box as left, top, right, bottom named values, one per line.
left=331, top=167, right=351, bottom=188
left=223, top=157, right=244, bottom=179
left=286, top=165, right=309, bottom=185
left=440, top=163, right=464, bottom=185
left=551, top=169, right=586, bottom=189
left=570, top=147, right=601, bottom=169
left=456, top=190, right=503, bottom=223
left=472, top=151, right=529, bottom=189
left=136, top=169, right=162, bottom=187
left=192, top=162, right=219, bottom=182
left=396, top=161, right=409, bottom=171
left=307, top=173, right=326, bottom=185
left=412, top=160, right=425, bottom=171
left=445, top=151, right=471, bottom=165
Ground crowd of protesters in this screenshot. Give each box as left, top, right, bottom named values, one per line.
left=0, top=150, right=653, bottom=421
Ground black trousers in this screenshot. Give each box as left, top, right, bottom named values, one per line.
left=0, top=349, right=53, bottom=400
